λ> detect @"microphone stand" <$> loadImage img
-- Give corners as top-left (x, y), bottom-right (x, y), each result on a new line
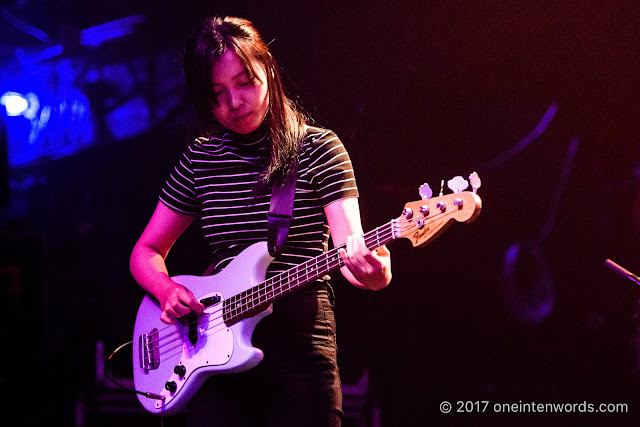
top-left (604, 259), bottom-right (640, 286)
top-left (605, 258), bottom-right (640, 392)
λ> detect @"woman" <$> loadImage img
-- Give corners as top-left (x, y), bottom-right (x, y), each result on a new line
top-left (130, 16), bottom-right (391, 426)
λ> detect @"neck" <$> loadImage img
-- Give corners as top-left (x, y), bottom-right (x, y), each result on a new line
top-left (224, 121), bottom-right (269, 144)
top-left (222, 220), bottom-right (397, 325)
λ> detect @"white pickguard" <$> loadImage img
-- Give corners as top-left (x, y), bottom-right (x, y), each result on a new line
top-left (133, 242), bottom-right (274, 415)
top-left (154, 291), bottom-right (234, 407)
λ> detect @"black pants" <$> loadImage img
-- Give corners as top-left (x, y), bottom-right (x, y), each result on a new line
top-left (186, 282), bottom-right (342, 426)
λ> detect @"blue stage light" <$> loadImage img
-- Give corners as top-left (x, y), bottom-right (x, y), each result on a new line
top-left (0, 92), bottom-right (40, 119)
top-left (0, 92), bottom-right (29, 116)
top-left (15, 44), bottom-right (64, 65)
top-left (80, 15), bottom-right (146, 47)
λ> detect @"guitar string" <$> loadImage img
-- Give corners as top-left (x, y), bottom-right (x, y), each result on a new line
top-left (223, 220), bottom-right (397, 322)
top-left (219, 204), bottom-right (467, 326)
top-left (149, 218), bottom-right (410, 358)
top-left (152, 227), bottom-right (398, 361)
top-left (147, 209), bottom-right (443, 358)
top-left (147, 219), bottom-right (400, 357)
top-left (147, 206), bottom-right (450, 357)
top-left (147, 203), bottom-right (468, 359)
top-left (152, 223), bottom-right (399, 360)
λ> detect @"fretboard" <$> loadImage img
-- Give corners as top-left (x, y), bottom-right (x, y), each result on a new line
top-left (223, 219), bottom-right (398, 324)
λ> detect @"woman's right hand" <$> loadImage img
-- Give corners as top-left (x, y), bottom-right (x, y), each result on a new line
top-left (129, 202), bottom-right (203, 325)
top-left (158, 281), bottom-right (205, 325)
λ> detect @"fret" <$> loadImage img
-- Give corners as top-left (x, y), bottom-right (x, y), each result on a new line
top-left (373, 226), bottom-right (378, 249)
top-left (270, 280), bottom-right (276, 299)
top-left (325, 251), bottom-right (330, 278)
top-left (257, 286), bottom-right (266, 305)
top-left (284, 269), bottom-right (291, 293)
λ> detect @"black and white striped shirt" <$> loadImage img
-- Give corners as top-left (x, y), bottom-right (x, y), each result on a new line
top-left (160, 125), bottom-right (359, 279)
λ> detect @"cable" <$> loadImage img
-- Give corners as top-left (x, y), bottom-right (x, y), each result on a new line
top-left (104, 340), bottom-right (165, 400)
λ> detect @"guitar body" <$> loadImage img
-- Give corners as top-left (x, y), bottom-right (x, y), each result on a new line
top-left (132, 241), bottom-right (274, 415)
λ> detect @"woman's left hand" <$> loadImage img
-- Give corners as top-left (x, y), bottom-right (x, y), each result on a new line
top-left (339, 234), bottom-right (391, 291)
top-left (325, 197), bottom-right (392, 291)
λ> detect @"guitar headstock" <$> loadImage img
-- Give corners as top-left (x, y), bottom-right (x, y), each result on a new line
top-left (395, 176), bottom-right (482, 247)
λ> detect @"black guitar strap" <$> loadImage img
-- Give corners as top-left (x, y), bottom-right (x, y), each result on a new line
top-left (266, 162), bottom-right (298, 257)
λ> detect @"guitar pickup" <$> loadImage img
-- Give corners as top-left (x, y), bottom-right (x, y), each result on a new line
top-left (139, 328), bottom-right (160, 370)
top-left (200, 295), bottom-right (221, 307)
top-left (184, 295), bottom-right (222, 347)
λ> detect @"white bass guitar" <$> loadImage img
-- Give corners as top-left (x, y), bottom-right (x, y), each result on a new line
top-left (132, 181), bottom-right (482, 415)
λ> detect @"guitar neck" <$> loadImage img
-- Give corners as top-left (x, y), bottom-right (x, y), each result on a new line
top-left (223, 189), bottom-right (483, 324)
top-left (223, 220), bottom-right (397, 324)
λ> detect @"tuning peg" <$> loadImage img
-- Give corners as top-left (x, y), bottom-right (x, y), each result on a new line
top-left (469, 172), bottom-right (481, 194)
top-left (419, 183), bottom-right (433, 200)
top-left (447, 176), bottom-right (469, 194)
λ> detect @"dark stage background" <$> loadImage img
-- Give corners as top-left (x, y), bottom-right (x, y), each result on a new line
top-left (1, 1), bottom-right (639, 425)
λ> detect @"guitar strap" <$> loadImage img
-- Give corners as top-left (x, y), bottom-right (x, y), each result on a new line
top-left (266, 161), bottom-right (298, 257)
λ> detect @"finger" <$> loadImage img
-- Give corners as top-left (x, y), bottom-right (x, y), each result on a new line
top-left (192, 301), bottom-right (205, 313)
top-left (341, 236), bottom-right (354, 265)
top-left (339, 242), bottom-right (359, 276)
top-left (185, 291), bottom-right (205, 313)
top-left (174, 293), bottom-right (203, 313)
top-left (346, 236), bottom-right (373, 279)
top-left (352, 235), bottom-right (377, 268)
top-left (347, 236), bottom-right (367, 272)
top-left (375, 245), bottom-right (390, 257)
top-left (161, 311), bottom-right (177, 325)
top-left (345, 235), bottom-right (354, 258)
top-left (170, 287), bottom-right (203, 315)
top-left (356, 235), bottom-right (376, 260)
top-left (164, 305), bottom-right (185, 320)
top-left (361, 240), bottom-right (390, 269)
top-left (339, 246), bottom-right (348, 263)
top-left (173, 301), bottom-right (192, 317)
top-left (163, 294), bottom-right (189, 317)
top-left (339, 246), bottom-right (356, 274)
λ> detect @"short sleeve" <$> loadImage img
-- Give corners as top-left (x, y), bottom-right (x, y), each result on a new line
top-left (306, 129), bottom-right (359, 206)
top-left (159, 147), bottom-right (200, 215)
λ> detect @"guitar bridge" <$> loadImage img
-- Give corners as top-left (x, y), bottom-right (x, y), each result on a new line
top-left (139, 328), bottom-right (160, 370)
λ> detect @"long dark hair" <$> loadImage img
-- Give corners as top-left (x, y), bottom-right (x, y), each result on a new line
top-left (183, 16), bottom-right (306, 183)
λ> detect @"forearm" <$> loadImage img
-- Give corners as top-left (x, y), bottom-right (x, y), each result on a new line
top-left (130, 243), bottom-right (176, 301)
top-left (130, 242), bottom-right (203, 324)
top-left (130, 201), bottom-right (196, 300)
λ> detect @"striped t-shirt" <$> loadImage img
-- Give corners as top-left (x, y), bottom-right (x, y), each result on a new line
top-left (160, 125), bottom-right (359, 279)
